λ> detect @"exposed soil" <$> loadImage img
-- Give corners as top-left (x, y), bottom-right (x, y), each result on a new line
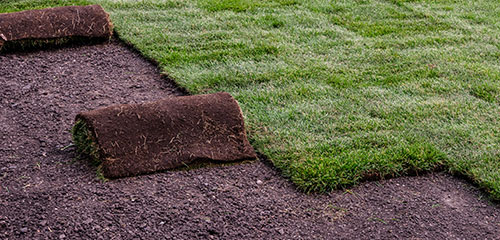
top-left (76, 92), bottom-right (256, 178)
top-left (0, 40), bottom-right (498, 239)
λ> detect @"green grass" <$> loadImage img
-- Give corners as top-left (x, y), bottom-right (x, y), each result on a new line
top-left (0, 0), bottom-right (91, 13)
top-left (72, 119), bottom-right (109, 181)
top-left (71, 119), bottom-right (102, 165)
top-left (2, 0), bottom-right (499, 199)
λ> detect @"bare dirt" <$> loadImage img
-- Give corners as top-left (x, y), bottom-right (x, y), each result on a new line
top-left (0, 40), bottom-right (498, 239)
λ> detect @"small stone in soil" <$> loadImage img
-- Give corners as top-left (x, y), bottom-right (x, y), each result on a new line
top-left (83, 219), bottom-right (93, 224)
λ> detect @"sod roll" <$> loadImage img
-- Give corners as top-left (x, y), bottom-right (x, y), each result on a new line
top-left (73, 92), bottom-right (258, 178)
top-left (0, 5), bottom-right (113, 50)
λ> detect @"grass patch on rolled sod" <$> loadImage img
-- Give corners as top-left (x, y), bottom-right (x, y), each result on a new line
top-left (5, 0), bottom-right (500, 199)
top-left (71, 119), bottom-right (102, 165)
top-left (72, 119), bottom-right (108, 181)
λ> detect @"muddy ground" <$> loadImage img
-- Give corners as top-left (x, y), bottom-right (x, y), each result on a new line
top-left (0, 40), bottom-right (498, 239)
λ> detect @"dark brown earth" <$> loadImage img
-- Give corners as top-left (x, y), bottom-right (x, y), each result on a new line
top-left (77, 92), bottom-right (257, 178)
top-left (0, 40), bottom-right (498, 239)
top-left (0, 5), bottom-right (112, 50)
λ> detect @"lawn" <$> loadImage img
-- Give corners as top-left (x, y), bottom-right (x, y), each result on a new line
top-left (2, 0), bottom-right (499, 199)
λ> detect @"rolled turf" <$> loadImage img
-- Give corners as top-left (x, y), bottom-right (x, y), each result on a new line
top-left (72, 92), bottom-right (258, 178)
top-left (0, 5), bottom-right (112, 51)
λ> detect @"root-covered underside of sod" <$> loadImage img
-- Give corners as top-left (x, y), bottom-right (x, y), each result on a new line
top-left (3, 0), bottom-right (499, 200)
top-left (72, 93), bottom-right (257, 178)
top-left (0, 4), bottom-right (112, 51)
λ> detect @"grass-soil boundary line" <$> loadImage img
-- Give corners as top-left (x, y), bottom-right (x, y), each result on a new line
top-left (112, 30), bottom-right (499, 203)
top-left (111, 31), bottom-right (286, 176)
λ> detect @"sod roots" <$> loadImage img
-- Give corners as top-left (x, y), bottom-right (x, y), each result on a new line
top-left (72, 92), bottom-right (257, 178)
top-left (0, 5), bottom-right (113, 51)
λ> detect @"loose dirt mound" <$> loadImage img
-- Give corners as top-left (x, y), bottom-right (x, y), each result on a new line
top-left (74, 92), bottom-right (257, 178)
top-left (0, 5), bottom-right (112, 51)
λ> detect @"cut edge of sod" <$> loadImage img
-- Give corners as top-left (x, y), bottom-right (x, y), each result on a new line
top-left (71, 119), bottom-right (107, 181)
top-left (274, 139), bottom-right (448, 194)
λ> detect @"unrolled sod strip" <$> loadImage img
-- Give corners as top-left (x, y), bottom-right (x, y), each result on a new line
top-left (72, 92), bottom-right (258, 178)
top-left (0, 5), bottom-right (113, 51)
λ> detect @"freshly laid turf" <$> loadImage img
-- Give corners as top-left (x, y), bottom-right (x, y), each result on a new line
top-left (3, 0), bottom-right (499, 199)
